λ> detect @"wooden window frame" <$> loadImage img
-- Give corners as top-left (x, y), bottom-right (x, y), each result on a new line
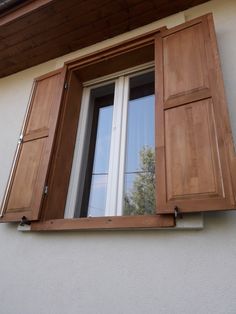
top-left (30, 26), bottom-right (175, 231)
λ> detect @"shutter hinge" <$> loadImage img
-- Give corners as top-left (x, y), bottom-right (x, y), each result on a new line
top-left (64, 82), bottom-right (68, 89)
top-left (174, 206), bottom-right (183, 219)
top-left (18, 134), bottom-right (23, 144)
top-left (44, 185), bottom-right (48, 195)
top-left (20, 216), bottom-right (31, 226)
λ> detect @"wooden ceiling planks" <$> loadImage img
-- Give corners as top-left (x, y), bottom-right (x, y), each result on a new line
top-left (0, 0), bottom-right (209, 78)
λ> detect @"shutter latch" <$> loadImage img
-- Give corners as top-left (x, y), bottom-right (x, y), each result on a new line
top-left (19, 216), bottom-right (31, 226)
top-left (174, 206), bottom-right (183, 219)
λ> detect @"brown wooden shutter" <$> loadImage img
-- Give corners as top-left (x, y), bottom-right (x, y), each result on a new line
top-left (40, 71), bottom-right (83, 221)
top-left (155, 13), bottom-right (236, 214)
top-left (0, 68), bottom-right (66, 222)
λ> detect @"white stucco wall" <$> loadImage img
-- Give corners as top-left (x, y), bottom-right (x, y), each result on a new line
top-left (0, 1), bottom-right (236, 313)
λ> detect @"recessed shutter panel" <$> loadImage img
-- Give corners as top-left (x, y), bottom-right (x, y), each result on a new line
top-left (155, 14), bottom-right (236, 214)
top-left (0, 68), bottom-right (66, 222)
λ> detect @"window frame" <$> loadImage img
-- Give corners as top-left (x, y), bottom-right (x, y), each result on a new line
top-left (65, 63), bottom-right (156, 219)
top-left (29, 26), bottom-right (175, 231)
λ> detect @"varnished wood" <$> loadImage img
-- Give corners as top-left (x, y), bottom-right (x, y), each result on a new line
top-left (205, 14), bottom-right (236, 202)
top-left (41, 36), bottom-right (156, 221)
top-left (163, 22), bottom-right (209, 107)
top-left (0, 0), bottom-right (53, 26)
top-left (227, 134), bottom-right (236, 200)
top-left (1, 68), bottom-right (66, 222)
top-left (76, 44), bottom-right (154, 82)
top-left (25, 77), bottom-right (60, 134)
top-left (31, 215), bottom-right (175, 231)
top-left (164, 88), bottom-right (211, 109)
top-left (3, 12), bottom-right (236, 230)
top-left (0, 0), bottom-right (209, 78)
top-left (23, 129), bottom-right (49, 142)
top-left (156, 13), bottom-right (236, 214)
top-left (41, 71), bottom-right (83, 220)
top-left (7, 139), bottom-right (45, 212)
top-left (165, 99), bottom-right (223, 201)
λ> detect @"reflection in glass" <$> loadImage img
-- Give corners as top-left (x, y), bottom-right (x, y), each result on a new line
top-left (123, 72), bottom-right (156, 215)
top-left (78, 84), bottom-right (114, 218)
top-left (88, 175), bottom-right (108, 217)
top-left (87, 105), bottom-right (113, 217)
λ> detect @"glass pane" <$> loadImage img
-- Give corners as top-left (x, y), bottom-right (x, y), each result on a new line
top-left (88, 105), bottom-right (113, 217)
top-left (88, 175), bottom-right (108, 217)
top-left (93, 106), bottom-right (113, 174)
top-left (123, 71), bottom-right (155, 216)
top-left (76, 83), bottom-right (114, 218)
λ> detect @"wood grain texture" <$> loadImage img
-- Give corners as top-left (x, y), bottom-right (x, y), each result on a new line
top-left (163, 23), bottom-right (209, 107)
top-left (25, 76), bottom-right (60, 134)
top-left (0, 0), bottom-right (209, 78)
top-left (41, 38), bottom-right (155, 221)
top-left (165, 99), bottom-right (222, 200)
top-left (31, 215), bottom-right (175, 231)
top-left (7, 139), bottom-right (45, 212)
top-left (41, 71), bottom-right (83, 220)
top-left (1, 68), bottom-right (66, 222)
top-left (156, 14), bottom-right (236, 213)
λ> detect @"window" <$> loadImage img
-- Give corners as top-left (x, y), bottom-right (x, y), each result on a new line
top-left (1, 13), bottom-right (235, 231)
top-left (65, 67), bottom-right (156, 219)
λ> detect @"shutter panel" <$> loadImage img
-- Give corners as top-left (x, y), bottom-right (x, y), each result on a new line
top-left (156, 14), bottom-right (236, 214)
top-left (41, 72), bottom-right (83, 220)
top-left (0, 68), bottom-right (66, 222)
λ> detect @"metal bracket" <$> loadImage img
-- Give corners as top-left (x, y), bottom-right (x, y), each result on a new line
top-left (44, 185), bottom-right (48, 195)
top-left (19, 216), bottom-right (31, 226)
top-left (64, 82), bottom-right (68, 89)
top-left (174, 206), bottom-right (183, 219)
top-left (18, 134), bottom-right (23, 144)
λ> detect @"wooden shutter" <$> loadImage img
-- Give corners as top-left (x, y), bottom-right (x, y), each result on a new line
top-left (0, 68), bottom-right (66, 222)
top-left (156, 13), bottom-right (236, 214)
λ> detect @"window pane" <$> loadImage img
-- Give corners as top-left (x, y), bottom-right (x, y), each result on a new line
top-left (92, 106), bottom-right (113, 174)
top-left (87, 174), bottom-right (108, 217)
top-left (123, 72), bottom-right (155, 215)
top-left (78, 84), bottom-right (114, 218)
top-left (88, 105), bottom-right (113, 217)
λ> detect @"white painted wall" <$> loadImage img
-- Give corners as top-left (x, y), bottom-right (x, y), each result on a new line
top-left (0, 1), bottom-right (236, 313)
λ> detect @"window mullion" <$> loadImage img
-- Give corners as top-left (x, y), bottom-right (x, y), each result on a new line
top-left (116, 76), bottom-right (130, 216)
top-left (105, 77), bottom-right (125, 216)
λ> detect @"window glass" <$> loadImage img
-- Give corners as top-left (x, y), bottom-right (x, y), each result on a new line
top-left (80, 84), bottom-right (114, 217)
top-left (87, 105), bottom-right (113, 217)
top-left (123, 72), bottom-right (155, 215)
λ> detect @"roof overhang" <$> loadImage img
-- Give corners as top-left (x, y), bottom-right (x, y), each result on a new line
top-left (0, 0), bottom-right (209, 78)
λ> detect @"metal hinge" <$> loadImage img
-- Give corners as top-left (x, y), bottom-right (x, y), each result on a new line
top-left (18, 134), bottom-right (23, 144)
top-left (44, 185), bottom-right (48, 195)
top-left (64, 82), bottom-right (68, 89)
top-left (19, 216), bottom-right (31, 226)
top-left (174, 206), bottom-right (183, 219)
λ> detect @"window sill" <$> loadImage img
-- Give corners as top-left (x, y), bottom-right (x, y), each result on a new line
top-left (19, 215), bottom-right (174, 231)
top-left (17, 213), bottom-right (204, 231)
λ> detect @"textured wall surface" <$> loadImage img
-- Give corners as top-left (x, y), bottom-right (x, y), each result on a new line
top-left (0, 1), bottom-right (236, 313)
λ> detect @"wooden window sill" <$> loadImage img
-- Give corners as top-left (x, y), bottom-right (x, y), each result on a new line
top-left (27, 215), bottom-right (175, 231)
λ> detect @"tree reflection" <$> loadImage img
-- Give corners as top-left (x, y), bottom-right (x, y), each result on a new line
top-left (124, 146), bottom-right (155, 215)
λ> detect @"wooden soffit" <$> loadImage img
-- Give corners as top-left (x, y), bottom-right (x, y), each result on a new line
top-left (0, 0), bottom-right (209, 78)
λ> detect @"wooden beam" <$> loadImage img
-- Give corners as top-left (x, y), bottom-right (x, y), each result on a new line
top-left (0, 0), bottom-right (53, 26)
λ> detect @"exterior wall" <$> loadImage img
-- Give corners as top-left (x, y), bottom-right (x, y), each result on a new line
top-left (0, 0), bottom-right (236, 313)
